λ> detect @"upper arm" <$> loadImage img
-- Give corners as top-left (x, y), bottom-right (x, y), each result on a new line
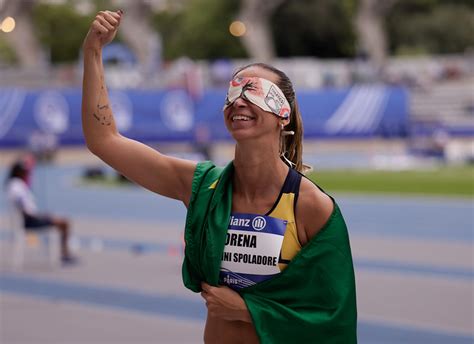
top-left (295, 177), bottom-right (334, 245)
top-left (89, 133), bottom-right (197, 206)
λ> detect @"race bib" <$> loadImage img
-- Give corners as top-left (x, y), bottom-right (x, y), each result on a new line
top-left (220, 213), bottom-right (287, 290)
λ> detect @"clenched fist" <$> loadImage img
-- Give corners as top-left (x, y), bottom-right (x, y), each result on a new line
top-left (83, 10), bottom-right (123, 51)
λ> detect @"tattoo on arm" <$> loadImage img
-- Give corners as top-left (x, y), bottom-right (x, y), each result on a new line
top-left (92, 112), bottom-right (112, 126)
top-left (93, 102), bottom-right (112, 126)
top-left (92, 72), bottom-right (113, 126)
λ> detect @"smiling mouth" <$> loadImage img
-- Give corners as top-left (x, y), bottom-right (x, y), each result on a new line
top-left (231, 114), bottom-right (255, 122)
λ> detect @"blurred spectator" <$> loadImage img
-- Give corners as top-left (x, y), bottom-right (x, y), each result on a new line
top-left (431, 126), bottom-right (450, 162)
top-left (442, 63), bottom-right (463, 80)
top-left (5, 159), bottom-right (78, 265)
top-left (408, 122), bottom-right (451, 161)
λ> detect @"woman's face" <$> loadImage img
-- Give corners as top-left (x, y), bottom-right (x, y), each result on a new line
top-left (223, 67), bottom-right (287, 142)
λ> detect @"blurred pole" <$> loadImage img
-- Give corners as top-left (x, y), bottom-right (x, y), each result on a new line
top-left (238, 0), bottom-right (284, 61)
top-left (0, 0), bottom-right (48, 68)
top-left (113, 0), bottom-right (162, 78)
top-left (355, 0), bottom-right (398, 76)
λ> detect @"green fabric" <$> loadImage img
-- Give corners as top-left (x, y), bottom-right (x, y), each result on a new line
top-left (182, 161), bottom-right (233, 289)
top-left (182, 161), bottom-right (357, 343)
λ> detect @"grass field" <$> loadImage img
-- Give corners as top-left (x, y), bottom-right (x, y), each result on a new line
top-left (308, 165), bottom-right (474, 197)
top-left (82, 165), bottom-right (474, 198)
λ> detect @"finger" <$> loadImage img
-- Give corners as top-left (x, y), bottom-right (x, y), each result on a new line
top-left (92, 21), bottom-right (108, 35)
top-left (110, 10), bottom-right (123, 20)
top-left (203, 286), bottom-right (214, 295)
top-left (202, 282), bottom-right (215, 292)
top-left (96, 15), bottom-right (115, 31)
top-left (102, 11), bottom-right (119, 26)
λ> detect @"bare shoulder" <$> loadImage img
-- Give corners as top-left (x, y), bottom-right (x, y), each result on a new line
top-left (296, 176), bottom-right (334, 244)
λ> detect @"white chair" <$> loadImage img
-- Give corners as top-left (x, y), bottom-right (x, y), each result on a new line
top-left (7, 202), bottom-right (59, 269)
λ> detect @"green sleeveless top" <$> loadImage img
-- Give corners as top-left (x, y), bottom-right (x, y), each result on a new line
top-left (182, 161), bottom-right (357, 344)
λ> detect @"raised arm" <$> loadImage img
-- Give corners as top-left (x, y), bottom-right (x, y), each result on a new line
top-left (81, 10), bottom-right (196, 206)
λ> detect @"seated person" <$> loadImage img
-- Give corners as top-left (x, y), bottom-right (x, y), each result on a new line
top-left (5, 160), bottom-right (77, 264)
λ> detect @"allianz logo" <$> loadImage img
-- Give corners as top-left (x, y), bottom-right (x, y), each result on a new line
top-left (252, 216), bottom-right (266, 231)
top-left (229, 215), bottom-right (267, 231)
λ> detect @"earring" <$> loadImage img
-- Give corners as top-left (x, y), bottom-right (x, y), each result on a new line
top-left (280, 123), bottom-right (295, 136)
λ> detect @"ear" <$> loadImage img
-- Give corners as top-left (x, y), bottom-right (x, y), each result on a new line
top-left (280, 118), bottom-right (290, 128)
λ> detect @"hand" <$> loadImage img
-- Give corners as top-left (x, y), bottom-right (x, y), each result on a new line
top-left (201, 282), bottom-right (252, 322)
top-left (83, 10), bottom-right (123, 51)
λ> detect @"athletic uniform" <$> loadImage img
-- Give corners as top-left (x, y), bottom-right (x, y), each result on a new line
top-left (219, 167), bottom-right (302, 290)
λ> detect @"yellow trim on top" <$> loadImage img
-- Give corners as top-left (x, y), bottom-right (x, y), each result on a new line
top-left (209, 180), bottom-right (218, 189)
top-left (268, 193), bottom-right (302, 271)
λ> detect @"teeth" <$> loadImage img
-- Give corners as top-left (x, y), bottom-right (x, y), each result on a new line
top-left (232, 115), bottom-right (253, 121)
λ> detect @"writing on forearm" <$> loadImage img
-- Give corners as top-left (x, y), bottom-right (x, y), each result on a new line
top-left (92, 109), bottom-right (112, 126)
top-left (92, 72), bottom-right (112, 126)
top-left (82, 10), bottom-right (124, 150)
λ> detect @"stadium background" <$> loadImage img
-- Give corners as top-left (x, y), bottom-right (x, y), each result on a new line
top-left (0, 0), bottom-right (473, 343)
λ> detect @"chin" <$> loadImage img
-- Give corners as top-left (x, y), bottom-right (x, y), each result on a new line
top-left (229, 129), bottom-right (257, 142)
top-left (224, 121), bottom-right (253, 140)
top-left (230, 128), bottom-right (275, 145)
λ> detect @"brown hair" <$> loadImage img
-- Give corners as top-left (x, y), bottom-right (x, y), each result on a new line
top-left (233, 63), bottom-right (304, 172)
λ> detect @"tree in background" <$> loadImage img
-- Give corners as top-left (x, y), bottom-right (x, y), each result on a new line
top-left (0, 0), bottom-right (47, 68)
top-left (114, 0), bottom-right (161, 68)
top-left (152, 0), bottom-right (246, 60)
top-left (272, 0), bottom-right (356, 58)
top-left (237, 0), bottom-right (284, 61)
top-left (32, 0), bottom-right (160, 68)
top-left (151, 0), bottom-right (474, 63)
top-left (387, 0), bottom-right (474, 55)
top-left (2, 0), bottom-right (473, 66)
top-left (32, 2), bottom-right (93, 64)
top-left (354, 0), bottom-right (398, 74)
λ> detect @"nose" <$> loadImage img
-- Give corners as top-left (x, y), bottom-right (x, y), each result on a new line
top-left (232, 96), bottom-right (248, 108)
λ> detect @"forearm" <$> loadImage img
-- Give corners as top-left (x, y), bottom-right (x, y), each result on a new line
top-left (79, 10), bottom-right (196, 201)
top-left (81, 47), bottom-right (118, 152)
